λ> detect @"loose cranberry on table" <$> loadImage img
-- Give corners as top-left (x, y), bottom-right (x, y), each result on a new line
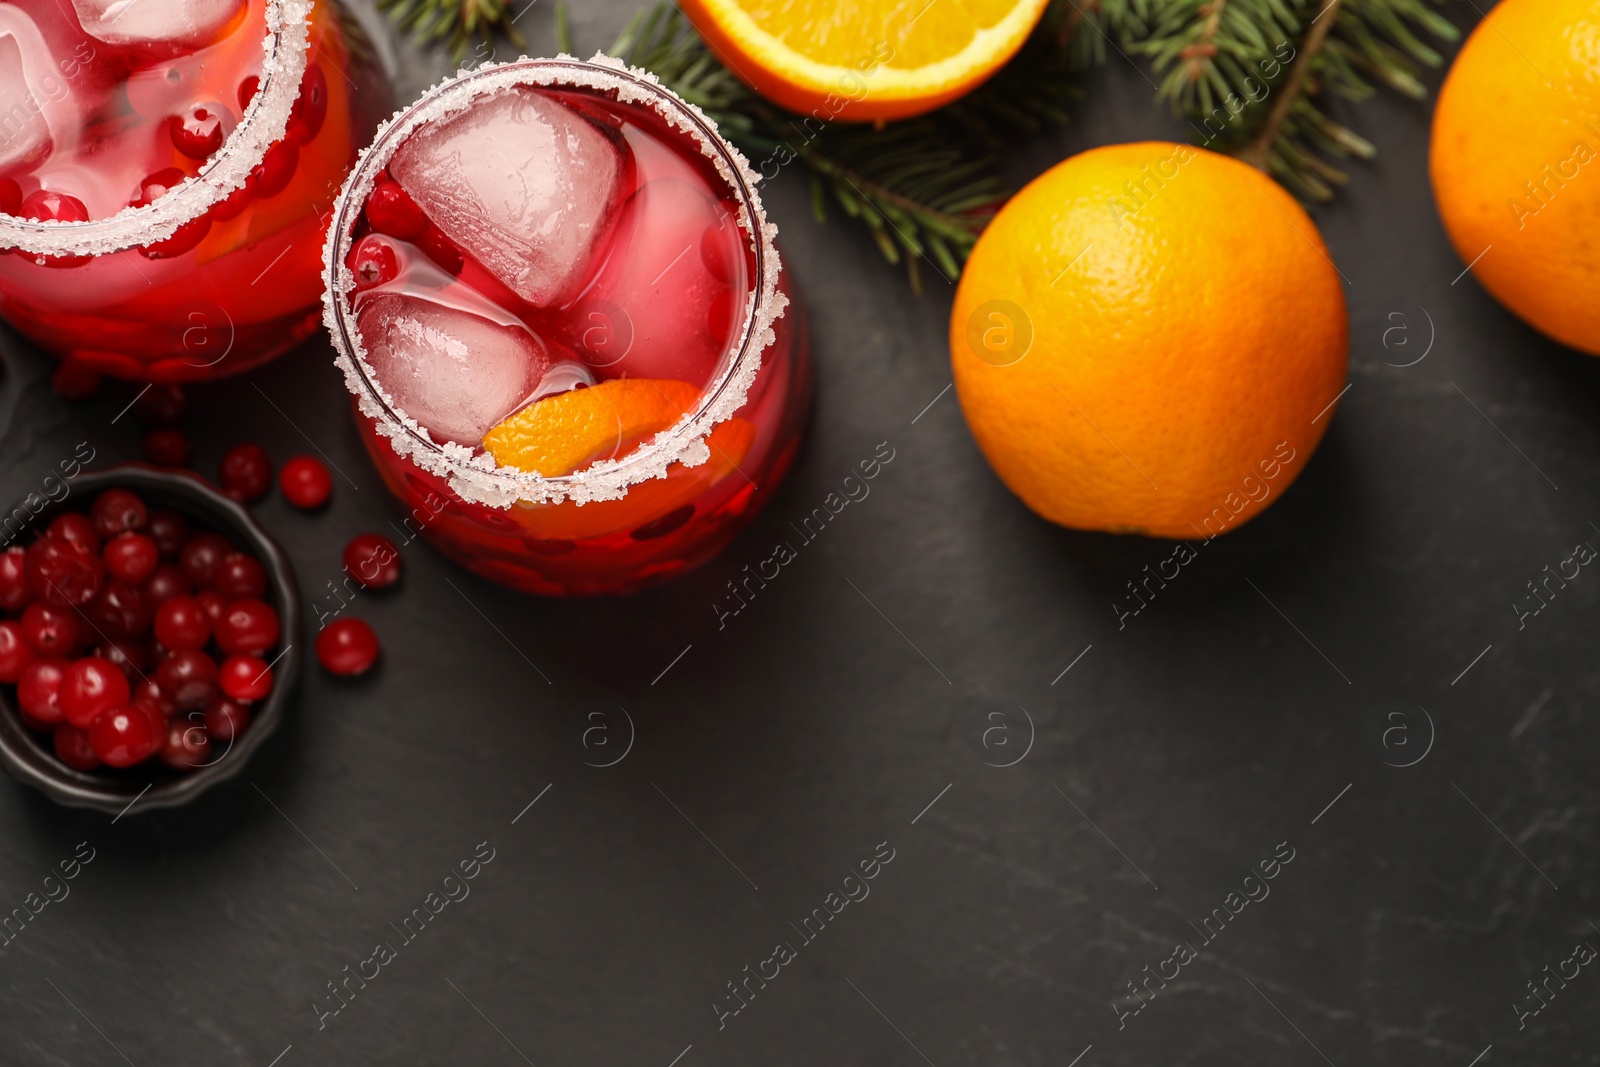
top-left (219, 654), bottom-right (271, 703)
top-left (90, 488), bottom-right (148, 538)
top-left (0, 546), bottom-right (31, 612)
top-left (47, 512), bottom-right (100, 554)
top-left (156, 649), bottom-right (219, 712)
top-left (316, 617), bottom-right (378, 676)
top-left (215, 598), bottom-right (278, 656)
top-left (18, 659), bottom-right (69, 724)
top-left (159, 717), bottom-right (210, 769)
top-left (215, 552), bottom-right (267, 600)
top-left (146, 509), bottom-right (190, 559)
top-left (53, 723), bottom-right (100, 771)
top-left (0, 620), bottom-right (31, 683)
top-left (279, 456), bottom-right (333, 510)
top-left (179, 532), bottom-right (232, 588)
top-left (25, 536), bottom-right (103, 607)
top-left (344, 533), bottom-right (401, 590)
top-left (203, 694), bottom-right (250, 743)
top-left (103, 532), bottom-right (159, 584)
top-left (154, 595), bottom-right (211, 650)
top-left (135, 383), bottom-right (186, 426)
top-left (21, 602), bottom-right (81, 657)
top-left (89, 702), bottom-right (162, 768)
top-left (60, 656), bottom-right (131, 729)
top-left (218, 444), bottom-right (273, 502)
top-left (143, 428), bottom-right (191, 468)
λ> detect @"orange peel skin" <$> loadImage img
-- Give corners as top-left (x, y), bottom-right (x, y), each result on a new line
top-left (482, 378), bottom-right (702, 477)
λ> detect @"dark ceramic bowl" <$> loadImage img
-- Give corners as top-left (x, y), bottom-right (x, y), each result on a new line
top-left (0, 464), bottom-right (301, 815)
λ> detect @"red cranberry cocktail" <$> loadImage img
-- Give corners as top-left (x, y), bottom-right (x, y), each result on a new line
top-left (324, 57), bottom-right (810, 597)
top-left (0, 0), bottom-right (390, 380)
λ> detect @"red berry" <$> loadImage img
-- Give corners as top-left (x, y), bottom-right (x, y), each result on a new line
top-left (417, 223), bottom-right (464, 275)
top-left (195, 589), bottom-right (225, 627)
top-left (134, 678), bottom-right (178, 718)
top-left (104, 532), bottom-right (159, 584)
top-left (179, 532), bottom-right (232, 588)
top-left (53, 723), bottom-right (100, 771)
top-left (47, 512), bottom-right (100, 554)
top-left (279, 455), bottom-right (332, 509)
top-left (219, 653), bottom-right (271, 702)
top-left (209, 183), bottom-right (250, 222)
top-left (156, 648), bottom-right (218, 711)
top-left (20, 603), bottom-right (80, 656)
top-left (343, 533), bottom-right (401, 590)
top-left (20, 192), bottom-right (91, 268)
top-left (82, 580), bottom-right (152, 640)
top-left (18, 658), bottom-right (70, 724)
top-left (60, 656), bottom-right (131, 728)
top-left (218, 444), bottom-right (272, 502)
top-left (143, 428), bottom-right (191, 467)
top-left (90, 488), bottom-right (148, 538)
top-left (51, 360), bottom-right (101, 399)
top-left (144, 562), bottom-right (191, 603)
top-left (248, 139), bottom-right (298, 198)
top-left (153, 595), bottom-right (211, 650)
top-left (237, 75), bottom-right (259, 111)
top-left (316, 617), bottom-right (378, 676)
top-left (146, 509), bottom-right (190, 559)
top-left (0, 619), bottom-right (33, 683)
top-left (0, 546), bottom-right (32, 611)
top-left (129, 168), bottom-right (187, 209)
top-left (214, 598), bottom-right (278, 655)
top-left (365, 180), bottom-right (426, 240)
top-left (159, 716), bottom-right (211, 769)
top-left (170, 103), bottom-right (231, 159)
top-left (140, 215), bottom-right (211, 260)
top-left (89, 702), bottom-right (160, 767)
top-left (0, 176), bottom-right (19, 215)
top-left (95, 639), bottom-right (149, 681)
top-left (214, 552), bottom-right (266, 600)
top-left (349, 233), bottom-right (405, 291)
top-left (287, 64), bottom-right (328, 144)
top-left (203, 694), bottom-right (250, 742)
top-left (25, 536), bottom-right (103, 606)
top-left (135, 383), bottom-right (186, 426)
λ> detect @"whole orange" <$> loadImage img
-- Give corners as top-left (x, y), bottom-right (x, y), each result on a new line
top-left (1430, 0), bottom-right (1600, 355)
top-left (950, 142), bottom-right (1348, 539)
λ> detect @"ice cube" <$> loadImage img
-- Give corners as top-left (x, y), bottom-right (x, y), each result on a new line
top-left (390, 88), bottom-right (623, 308)
top-left (0, 35), bottom-right (52, 173)
top-left (69, 0), bottom-right (243, 47)
top-left (568, 177), bottom-right (744, 386)
top-left (356, 291), bottom-right (551, 446)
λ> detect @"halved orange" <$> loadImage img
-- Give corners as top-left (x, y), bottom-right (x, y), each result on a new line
top-left (483, 378), bottom-right (701, 477)
top-left (679, 0), bottom-right (1051, 121)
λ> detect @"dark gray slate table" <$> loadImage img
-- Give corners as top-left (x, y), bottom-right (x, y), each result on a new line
top-left (1, 3), bottom-right (1596, 1065)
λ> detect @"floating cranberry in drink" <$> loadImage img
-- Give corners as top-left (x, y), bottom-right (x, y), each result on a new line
top-left (325, 59), bottom-right (810, 596)
top-left (0, 0), bottom-right (393, 380)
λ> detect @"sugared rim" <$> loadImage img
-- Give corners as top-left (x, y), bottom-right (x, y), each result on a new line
top-left (321, 53), bottom-right (787, 510)
top-left (0, 0), bottom-right (311, 257)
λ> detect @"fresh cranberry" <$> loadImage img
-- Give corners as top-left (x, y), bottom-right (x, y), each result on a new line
top-left (145, 562), bottom-right (191, 603)
top-left (153, 595), bottom-right (211, 650)
top-left (47, 512), bottom-right (100, 554)
top-left (134, 678), bottom-right (178, 718)
top-left (18, 659), bottom-right (70, 724)
top-left (20, 191), bottom-right (91, 269)
top-left (89, 702), bottom-right (160, 767)
top-left (53, 723), bottom-right (100, 770)
top-left (143, 428), bottom-right (191, 467)
top-left (209, 183), bottom-right (250, 222)
top-left (203, 694), bottom-right (250, 742)
top-left (0, 546), bottom-right (31, 611)
top-left (140, 215), bottom-right (211, 260)
top-left (159, 716), bottom-right (211, 769)
top-left (82, 580), bottom-right (152, 641)
top-left (0, 619), bottom-right (33, 683)
top-left (219, 653), bottom-right (271, 702)
top-left (95, 639), bottom-right (150, 681)
top-left (0, 176), bottom-right (19, 215)
top-left (214, 552), bottom-right (266, 600)
top-left (60, 656), bottom-right (131, 728)
top-left (349, 233), bottom-right (405, 290)
top-left (25, 536), bottom-right (103, 607)
top-left (365, 180), bottom-right (426, 240)
top-left (287, 64), bottom-right (328, 144)
top-left (20, 603), bottom-right (80, 656)
top-left (195, 589), bottom-right (226, 628)
top-left (317, 617), bottom-right (378, 676)
top-left (104, 532), bottom-right (159, 584)
top-left (237, 75), bottom-right (259, 111)
top-left (279, 456), bottom-right (332, 509)
top-left (170, 103), bottom-right (231, 159)
top-left (179, 532), bottom-right (232, 588)
top-left (218, 444), bottom-right (272, 502)
top-left (215, 598), bottom-right (277, 655)
top-left (50, 361), bottom-right (101, 399)
top-left (135, 383), bottom-right (186, 426)
top-left (156, 649), bottom-right (218, 711)
top-left (343, 533), bottom-right (401, 590)
top-left (146, 510), bottom-right (190, 558)
top-left (248, 139), bottom-right (298, 198)
top-left (417, 223), bottom-right (464, 275)
top-left (130, 169), bottom-right (185, 209)
top-left (90, 489), bottom-right (148, 538)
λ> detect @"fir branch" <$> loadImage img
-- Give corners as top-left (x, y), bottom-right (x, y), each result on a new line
top-left (376, 0), bottom-right (523, 61)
